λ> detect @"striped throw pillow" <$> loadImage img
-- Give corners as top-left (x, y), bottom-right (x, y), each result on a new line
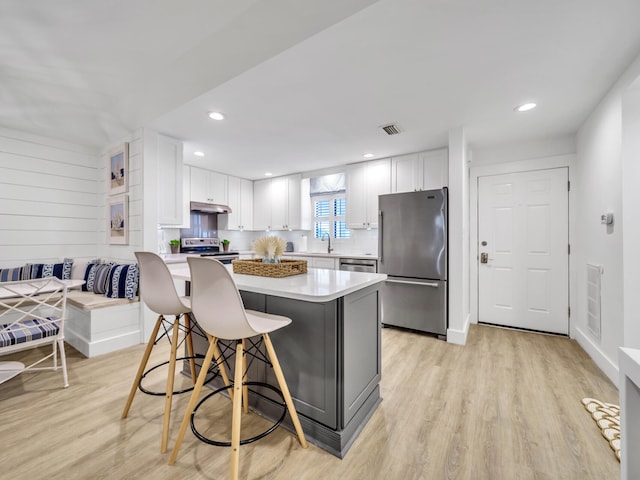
top-left (105, 264), bottom-right (139, 299)
top-left (86, 263), bottom-right (114, 294)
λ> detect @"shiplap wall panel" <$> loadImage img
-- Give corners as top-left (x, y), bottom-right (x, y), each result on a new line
top-left (0, 136), bottom-right (97, 167)
top-left (0, 199), bottom-right (97, 218)
top-left (1, 170), bottom-right (96, 195)
top-left (0, 152), bottom-right (96, 180)
top-left (1, 184), bottom-right (97, 205)
top-left (0, 214), bottom-right (97, 232)
top-left (0, 245), bottom-right (99, 266)
top-left (0, 128), bottom-right (99, 268)
top-left (1, 127), bottom-right (145, 270)
top-left (2, 230), bottom-right (97, 245)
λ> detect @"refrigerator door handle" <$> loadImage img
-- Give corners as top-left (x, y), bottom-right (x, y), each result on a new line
top-left (386, 279), bottom-right (440, 287)
top-left (378, 210), bottom-right (383, 264)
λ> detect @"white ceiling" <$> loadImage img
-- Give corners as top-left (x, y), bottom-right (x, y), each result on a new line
top-left (3, 0), bottom-right (640, 179)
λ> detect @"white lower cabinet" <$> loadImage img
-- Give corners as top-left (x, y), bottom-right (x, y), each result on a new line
top-left (311, 257), bottom-right (337, 269)
top-left (283, 255), bottom-right (336, 270)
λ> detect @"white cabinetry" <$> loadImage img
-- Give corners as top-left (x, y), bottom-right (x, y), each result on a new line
top-left (346, 159), bottom-right (391, 229)
top-left (252, 178), bottom-right (273, 231)
top-left (391, 148), bottom-right (448, 193)
top-left (282, 255), bottom-right (337, 270)
top-left (157, 134), bottom-right (184, 225)
top-left (190, 166), bottom-right (228, 204)
top-left (310, 257), bottom-right (337, 269)
top-left (225, 176), bottom-right (253, 231)
top-left (272, 174), bottom-right (302, 230)
top-left (253, 174), bottom-right (307, 231)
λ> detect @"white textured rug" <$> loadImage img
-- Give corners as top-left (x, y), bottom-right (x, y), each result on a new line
top-left (581, 397), bottom-right (620, 462)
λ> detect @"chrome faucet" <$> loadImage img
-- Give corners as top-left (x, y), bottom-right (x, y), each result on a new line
top-left (321, 232), bottom-right (333, 254)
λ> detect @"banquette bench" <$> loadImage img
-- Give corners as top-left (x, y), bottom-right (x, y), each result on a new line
top-left (0, 258), bottom-right (141, 358)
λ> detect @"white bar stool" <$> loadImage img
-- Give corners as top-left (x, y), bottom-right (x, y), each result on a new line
top-left (168, 257), bottom-right (307, 480)
top-left (121, 251), bottom-right (199, 453)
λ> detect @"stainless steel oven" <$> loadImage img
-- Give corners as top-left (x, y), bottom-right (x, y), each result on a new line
top-left (180, 237), bottom-right (239, 264)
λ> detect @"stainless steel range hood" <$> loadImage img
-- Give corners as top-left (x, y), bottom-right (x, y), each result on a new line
top-left (190, 201), bottom-right (232, 214)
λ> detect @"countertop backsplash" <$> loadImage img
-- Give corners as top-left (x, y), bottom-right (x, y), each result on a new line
top-left (158, 227), bottom-right (378, 256)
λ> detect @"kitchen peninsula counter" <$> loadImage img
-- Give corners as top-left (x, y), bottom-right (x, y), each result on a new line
top-left (170, 263), bottom-right (386, 458)
top-left (170, 264), bottom-right (386, 302)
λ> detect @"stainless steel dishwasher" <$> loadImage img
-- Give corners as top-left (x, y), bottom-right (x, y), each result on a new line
top-left (339, 257), bottom-right (378, 273)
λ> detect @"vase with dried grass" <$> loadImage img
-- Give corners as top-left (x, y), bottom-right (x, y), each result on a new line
top-left (252, 236), bottom-right (286, 264)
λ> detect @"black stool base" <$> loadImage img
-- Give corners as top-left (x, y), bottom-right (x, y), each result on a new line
top-left (138, 355), bottom-right (218, 396)
top-left (190, 381), bottom-right (287, 447)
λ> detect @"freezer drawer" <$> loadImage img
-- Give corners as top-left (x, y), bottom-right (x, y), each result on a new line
top-left (381, 277), bottom-right (447, 336)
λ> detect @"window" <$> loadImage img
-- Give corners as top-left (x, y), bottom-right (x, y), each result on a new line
top-left (313, 194), bottom-right (350, 239)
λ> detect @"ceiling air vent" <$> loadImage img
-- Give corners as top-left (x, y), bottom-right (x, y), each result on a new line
top-left (380, 123), bottom-right (401, 135)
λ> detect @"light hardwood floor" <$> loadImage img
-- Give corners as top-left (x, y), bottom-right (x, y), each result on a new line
top-left (0, 324), bottom-right (619, 480)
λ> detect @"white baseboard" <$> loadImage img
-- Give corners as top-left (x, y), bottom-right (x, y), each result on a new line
top-left (574, 326), bottom-right (619, 387)
top-left (447, 313), bottom-right (470, 345)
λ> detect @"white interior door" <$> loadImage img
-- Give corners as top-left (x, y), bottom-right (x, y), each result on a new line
top-left (478, 168), bottom-right (569, 334)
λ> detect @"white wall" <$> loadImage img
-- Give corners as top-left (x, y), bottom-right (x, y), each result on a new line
top-left (447, 127), bottom-right (470, 345)
top-left (0, 127), bottom-right (99, 266)
top-left (573, 53), bottom-right (640, 384)
top-left (622, 85), bottom-right (640, 350)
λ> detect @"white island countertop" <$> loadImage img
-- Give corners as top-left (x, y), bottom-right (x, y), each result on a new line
top-left (170, 263), bottom-right (387, 303)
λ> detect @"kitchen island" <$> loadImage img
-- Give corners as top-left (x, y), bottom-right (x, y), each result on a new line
top-left (171, 264), bottom-right (387, 458)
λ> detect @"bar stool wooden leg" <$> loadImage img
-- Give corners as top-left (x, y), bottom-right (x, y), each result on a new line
top-left (212, 338), bottom-right (234, 402)
top-left (184, 313), bottom-right (197, 384)
top-left (168, 334), bottom-right (218, 465)
top-left (161, 317), bottom-right (181, 453)
top-left (242, 339), bottom-right (249, 414)
top-left (122, 314), bottom-right (163, 418)
top-left (230, 340), bottom-right (244, 480)
top-left (263, 334), bottom-right (308, 449)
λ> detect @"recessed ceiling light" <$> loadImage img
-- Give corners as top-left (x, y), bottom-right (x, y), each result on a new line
top-left (264, 172), bottom-right (273, 177)
top-left (363, 153), bottom-right (374, 159)
top-left (194, 151), bottom-right (204, 157)
top-left (208, 111), bottom-right (225, 120)
top-left (515, 103), bottom-right (537, 112)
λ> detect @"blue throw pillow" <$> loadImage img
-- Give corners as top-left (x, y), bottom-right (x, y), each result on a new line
top-left (105, 264), bottom-right (139, 299)
top-left (80, 259), bottom-right (102, 291)
top-left (0, 266), bottom-right (29, 282)
top-left (26, 258), bottom-right (74, 280)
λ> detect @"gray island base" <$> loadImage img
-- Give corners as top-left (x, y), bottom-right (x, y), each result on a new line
top-left (172, 265), bottom-right (387, 458)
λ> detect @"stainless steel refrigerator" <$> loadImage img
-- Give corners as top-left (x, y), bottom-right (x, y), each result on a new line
top-left (378, 188), bottom-right (447, 338)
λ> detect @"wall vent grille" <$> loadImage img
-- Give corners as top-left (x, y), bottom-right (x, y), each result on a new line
top-left (586, 263), bottom-right (602, 340)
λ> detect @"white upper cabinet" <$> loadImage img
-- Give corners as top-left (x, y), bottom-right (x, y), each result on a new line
top-left (190, 166), bottom-right (228, 204)
top-left (252, 178), bottom-right (273, 231)
top-left (157, 134), bottom-right (184, 225)
top-left (346, 159), bottom-right (391, 229)
top-left (391, 148), bottom-right (448, 193)
top-left (225, 176), bottom-right (253, 231)
top-left (253, 174), bottom-right (308, 231)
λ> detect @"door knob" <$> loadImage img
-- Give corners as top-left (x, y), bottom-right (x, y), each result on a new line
top-left (480, 252), bottom-right (489, 264)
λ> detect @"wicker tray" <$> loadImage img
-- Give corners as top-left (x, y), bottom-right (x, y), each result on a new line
top-left (231, 258), bottom-right (308, 278)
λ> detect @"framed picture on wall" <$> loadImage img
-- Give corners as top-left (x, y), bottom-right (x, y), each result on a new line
top-left (108, 143), bottom-right (128, 195)
top-left (107, 194), bottom-right (128, 245)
